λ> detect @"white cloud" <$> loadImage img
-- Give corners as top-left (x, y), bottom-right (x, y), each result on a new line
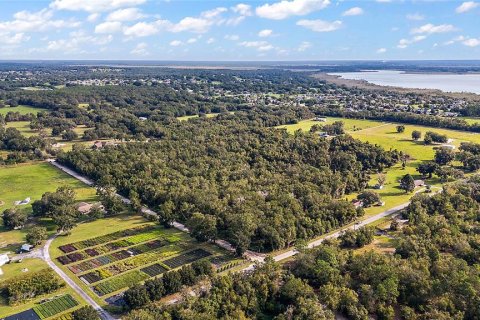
top-left (206, 37), bottom-right (215, 44)
top-left (50, 0), bottom-right (146, 12)
top-left (224, 34), bottom-right (239, 41)
top-left (456, 1), bottom-right (479, 13)
top-left (298, 41), bottom-right (311, 51)
top-left (239, 40), bottom-right (274, 51)
top-left (87, 13), bottom-right (100, 22)
top-left (123, 20), bottom-right (168, 37)
top-left (376, 47), bottom-right (387, 53)
top-left (296, 19), bottom-right (342, 32)
top-left (187, 37), bottom-right (197, 44)
top-left (95, 21), bottom-right (122, 33)
top-left (444, 35), bottom-right (466, 45)
top-left (0, 9), bottom-right (80, 33)
top-left (232, 3), bottom-right (252, 16)
top-left (170, 40), bottom-right (183, 46)
top-left (411, 23), bottom-right (456, 34)
top-left (406, 13), bottom-right (424, 21)
top-left (256, 0), bottom-right (330, 20)
top-left (258, 29), bottom-right (273, 37)
top-left (397, 35), bottom-right (426, 49)
top-left (46, 31), bottom-right (112, 53)
top-left (106, 8), bottom-right (144, 21)
top-left (224, 16), bottom-right (245, 26)
top-left (463, 38), bottom-right (480, 47)
top-left (0, 32), bottom-right (30, 45)
top-left (170, 17), bottom-right (212, 33)
top-left (342, 7), bottom-right (363, 16)
top-left (201, 7), bottom-right (227, 19)
top-left (131, 42), bottom-right (148, 55)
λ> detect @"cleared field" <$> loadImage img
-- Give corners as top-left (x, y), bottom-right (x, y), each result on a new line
top-left (460, 116), bottom-right (480, 125)
top-left (0, 105), bottom-right (47, 116)
top-left (278, 118), bottom-right (480, 217)
top-left (276, 117), bottom-right (385, 133)
top-left (0, 259), bottom-right (83, 319)
top-left (176, 112), bottom-right (234, 121)
top-left (0, 162), bottom-right (97, 252)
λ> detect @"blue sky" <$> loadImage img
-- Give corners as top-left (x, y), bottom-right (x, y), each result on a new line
top-left (0, 0), bottom-right (479, 60)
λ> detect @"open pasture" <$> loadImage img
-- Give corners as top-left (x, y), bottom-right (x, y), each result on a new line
top-left (278, 117), bottom-right (480, 216)
top-left (0, 105), bottom-right (47, 116)
top-left (0, 163), bottom-right (97, 252)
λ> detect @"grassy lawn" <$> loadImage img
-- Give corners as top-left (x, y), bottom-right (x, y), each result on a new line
top-left (0, 105), bottom-right (47, 115)
top-left (276, 117), bottom-right (385, 133)
top-left (460, 116), bottom-right (480, 125)
top-left (0, 162), bottom-right (97, 252)
top-left (277, 118), bottom-right (480, 219)
top-left (0, 258), bottom-right (84, 319)
top-left (176, 112), bottom-right (234, 121)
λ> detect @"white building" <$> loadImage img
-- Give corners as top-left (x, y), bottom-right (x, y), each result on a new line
top-left (0, 254), bottom-right (10, 266)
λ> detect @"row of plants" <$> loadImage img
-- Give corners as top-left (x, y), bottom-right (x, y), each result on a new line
top-left (140, 264), bottom-right (169, 277)
top-left (163, 249), bottom-right (212, 269)
top-left (58, 225), bottom-right (154, 253)
top-left (33, 294), bottom-right (78, 319)
top-left (58, 231), bottom-right (164, 264)
top-left (92, 249), bottom-right (213, 297)
top-left (79, 246), bottom-right (180, 284)
top-left (64, 240), bottom-right (164, 271)
top-left (93, 270), bottom-right (150, 296)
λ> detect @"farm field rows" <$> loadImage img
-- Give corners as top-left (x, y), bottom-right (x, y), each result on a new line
top-left (49, 217), bottom-right (239, 312)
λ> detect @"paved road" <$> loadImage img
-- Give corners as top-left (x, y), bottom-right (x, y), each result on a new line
top-left (48, 159), bottom-right (264, 261)
top-left (43, 237), bottom-right (116, 320)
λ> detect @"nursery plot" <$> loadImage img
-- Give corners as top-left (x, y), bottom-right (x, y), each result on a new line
top-left (93, 270), bottom-right (149, 296)
top-left (79, 245), bottom-right (179, 284)
top-left (163, 249), bottom-right (212, 269)
top-left (140, 264), bottom-right (168, 277)
top-left (32, 295), bottom-right (78, 319)
top-left (58, 226), bottom-right (154, 253)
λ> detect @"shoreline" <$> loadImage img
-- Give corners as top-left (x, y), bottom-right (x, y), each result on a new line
top-left (314, 73), bottom-right (480, 100)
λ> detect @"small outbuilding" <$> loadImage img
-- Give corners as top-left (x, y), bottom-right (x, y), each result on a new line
top-left (0, 254), bottom-right (10, 267)
top-left (20, 244), bottom-right (33, 252)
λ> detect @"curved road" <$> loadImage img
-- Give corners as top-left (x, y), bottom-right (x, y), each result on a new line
top-left (43, 237), bottom-right (116, 320)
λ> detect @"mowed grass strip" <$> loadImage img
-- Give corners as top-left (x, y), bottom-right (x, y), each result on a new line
top-left (0, 105), bottom-right (47, 115)
top-left (33, 295), bottom-right (78, 319)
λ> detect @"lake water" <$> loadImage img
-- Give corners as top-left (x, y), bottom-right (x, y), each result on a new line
top-left (329, 70), bottom-right (480, 94)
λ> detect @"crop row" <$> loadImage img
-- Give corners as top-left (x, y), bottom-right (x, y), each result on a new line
top-left (91, 248), bottom-right (212, 297)
top-left (68, 240), bottom-right (164, 273)
top-left (163, 249), bottom-right (212, 269)
top-left (80, 246), bottom-right (179, 284)
top-left (58, 225), bottom-right (155, 253)
top-left (33, 295), bottom-right (78, 319)
top-left (58, 231), bottom-right (164, 265)
top-left (93, 270), bottom-right (149, 296)
top-left (141, 263), bottom-right (168, 277)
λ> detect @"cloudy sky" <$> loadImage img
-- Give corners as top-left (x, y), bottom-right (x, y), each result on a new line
top-left (0, 0), bottom-right (479, 60)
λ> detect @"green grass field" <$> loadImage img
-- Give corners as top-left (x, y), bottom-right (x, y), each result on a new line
top-left (278, 117), bottom-right (480, 217)
top-left (0, 105), bottom-right (47, 115)
top-left (277, 117), bottom-right (385, 133)
top-left (0, 259), bottom-right (84, 319)
top-left (0, 162), bottom-right (97, 252)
